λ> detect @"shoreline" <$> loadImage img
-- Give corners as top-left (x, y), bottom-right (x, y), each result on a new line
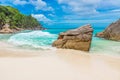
top-left (0, 41), bottom-right (120, 80)
top-left (0, 41), bottom-right (120, 58)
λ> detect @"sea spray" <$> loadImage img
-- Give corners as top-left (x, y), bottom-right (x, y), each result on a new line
top-left (8, 31), bottom-right (58, 50)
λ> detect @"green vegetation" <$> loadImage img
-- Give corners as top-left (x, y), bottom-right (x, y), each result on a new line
top-left (0, 5), bottom-right (42, 30)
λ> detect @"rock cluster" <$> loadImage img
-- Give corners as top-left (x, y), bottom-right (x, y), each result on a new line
top-left (52, 24), bottom-right (93, 51)
top-left (96, 19), bottom-right (120, 41)
top-left (0, 24), bottom-right (13, 33)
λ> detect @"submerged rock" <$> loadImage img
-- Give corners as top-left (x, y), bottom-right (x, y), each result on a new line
top-left (96, 19), bottom-right (120, 41)
top-left (52, 24), bottom-right (93, 51)
top-left (0, 24), bottom-right (13, 33)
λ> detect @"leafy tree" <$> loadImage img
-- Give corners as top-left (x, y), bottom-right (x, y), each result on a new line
top-left (0, 5), bottom-right (43, 30)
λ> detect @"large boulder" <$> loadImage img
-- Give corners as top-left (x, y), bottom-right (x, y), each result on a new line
top-left (96, 19), bottom-right (120, 41)
top-left (52, 24), bottom-right (93, 51)
top-left (0, 24), bottom-right (13, 33)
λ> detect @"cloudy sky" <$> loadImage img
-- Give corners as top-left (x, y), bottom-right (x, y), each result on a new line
top-left (0, 0), bottom-right (120, 25)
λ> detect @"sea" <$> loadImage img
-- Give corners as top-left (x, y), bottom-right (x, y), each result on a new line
top-left (0, 22), bottom-right (120, 55)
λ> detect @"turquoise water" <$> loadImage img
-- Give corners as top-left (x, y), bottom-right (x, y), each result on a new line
top-left (8, 30), bottom-right (58, 50)
top-left (0, 28), bottom-right (120, 55)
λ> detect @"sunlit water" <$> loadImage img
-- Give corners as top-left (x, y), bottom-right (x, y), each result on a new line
top-left (0, 28), bottom-right (120, 55)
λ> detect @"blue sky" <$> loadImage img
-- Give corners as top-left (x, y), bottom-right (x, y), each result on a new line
top-left (0, 0), bottom-right (120, 28)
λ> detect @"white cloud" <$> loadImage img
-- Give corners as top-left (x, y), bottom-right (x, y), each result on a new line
top-left (58, 0), bottom-right (120, 13)
top-left (99, 0), bottom-right (120, 8)
top-left (58, 0), bottom-right (100, 17)
top-left (57, 0), bottom-right (120, 20)
top-left (13, 0), bottom-right (27, 5)
top-left (110, 9), bottom-right (120, 12)
top-left (31, 14), bottom-right (51, 22)
top-left (1, 0), bottom-right (54, 11)
top-left (58, 19), bottom-right (115, 23)
top-left (63, 10), bottom-right (120, 21)
top-left (48, 14), bottom-right (55, 17)
top-left (30, 0), bottom-right (53, 11)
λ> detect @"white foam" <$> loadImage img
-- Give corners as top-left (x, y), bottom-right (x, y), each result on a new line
top-left (8, 31), bottom-right (57, 50)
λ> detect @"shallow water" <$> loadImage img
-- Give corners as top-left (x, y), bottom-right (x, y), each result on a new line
top-left (0, 29), bottom-right (120, 55)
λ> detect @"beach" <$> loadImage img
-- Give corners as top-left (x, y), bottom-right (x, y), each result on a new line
top-left (1, 1), bottom-right (120, 80)
top-left (0, 41), bottom-right (120, 80)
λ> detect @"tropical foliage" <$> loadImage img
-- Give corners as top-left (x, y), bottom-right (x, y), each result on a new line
top-left (0, 5), bottom-right (42, 30)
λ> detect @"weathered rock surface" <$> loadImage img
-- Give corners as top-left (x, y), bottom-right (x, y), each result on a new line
top-left (0, 24), bottom-right (13, 33)
top-left (96, 19), bottom-right (120, 41)
top-left (52, 24), bottom-right (93, 51)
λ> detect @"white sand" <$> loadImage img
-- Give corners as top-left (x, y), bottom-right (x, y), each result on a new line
top-left (0, 41), bottom-right (120, 80)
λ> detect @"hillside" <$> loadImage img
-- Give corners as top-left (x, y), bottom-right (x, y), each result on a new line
top-left (0, 5), bottom-right (44, 33)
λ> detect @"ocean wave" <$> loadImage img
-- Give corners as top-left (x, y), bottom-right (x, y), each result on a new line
top-left (8, 31), bottom-right (57, 50)
top-left (7, 30), bottom-right (120, 54)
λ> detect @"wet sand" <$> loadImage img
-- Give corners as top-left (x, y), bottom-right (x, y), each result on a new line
top-left (0, 41), bottom-right (120, 80)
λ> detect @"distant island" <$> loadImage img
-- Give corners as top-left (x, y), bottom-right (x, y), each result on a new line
top-left (0, 5), bottom-right (44, 33)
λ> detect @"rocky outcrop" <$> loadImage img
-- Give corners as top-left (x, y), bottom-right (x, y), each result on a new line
top-left (0, 23), bottom-right (45, 34)
top-left (0, 24), bottom-right (13, 33)
top-left (52, 24), bottom-right (93, 51)
top-left (96, 19), bottom-right (120, 41)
